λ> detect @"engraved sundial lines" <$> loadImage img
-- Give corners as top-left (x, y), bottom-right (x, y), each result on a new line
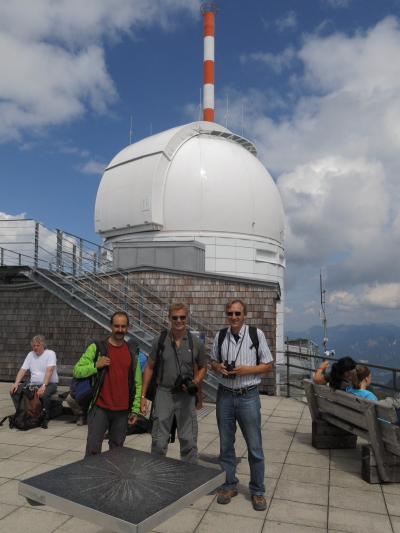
top-left (66, 452), bottom-right (187, 505)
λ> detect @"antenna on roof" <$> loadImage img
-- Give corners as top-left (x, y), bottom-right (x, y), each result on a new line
top-left (200, 3), bottom-right (219, 122)
top-left (224, 94), bottom-right (229, 128)
top-left (319, 270), bottom-right (330, 357)
top-left (129, 116), bottom-right (133, 145)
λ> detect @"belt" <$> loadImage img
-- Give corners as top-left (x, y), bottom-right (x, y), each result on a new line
top-left (159, 386), bottom-right (184, 394)
top-left (218, 384), bottom-right (257, 395)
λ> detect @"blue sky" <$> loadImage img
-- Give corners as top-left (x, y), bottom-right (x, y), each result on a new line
top-left (2, 0), bottom-right (400, 332)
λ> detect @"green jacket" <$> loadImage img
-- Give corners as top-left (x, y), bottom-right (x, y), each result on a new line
top-left (73, 340), bottom-right (142, 414)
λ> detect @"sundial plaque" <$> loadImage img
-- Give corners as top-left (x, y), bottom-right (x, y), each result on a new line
top-left (18, 447), bottom-right (225, 533)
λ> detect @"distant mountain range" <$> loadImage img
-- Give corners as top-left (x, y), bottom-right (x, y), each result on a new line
top-left (286, 323), bottom-right (400, 369)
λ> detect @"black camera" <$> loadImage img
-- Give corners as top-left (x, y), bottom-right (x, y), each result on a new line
top-left (175, 372), bottom-right (198, 395)
top-left (223, 360), bottom-right (236, 379)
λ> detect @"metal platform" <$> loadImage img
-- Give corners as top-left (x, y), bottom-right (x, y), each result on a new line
top-left (18, 447), bottom-right (225, 533)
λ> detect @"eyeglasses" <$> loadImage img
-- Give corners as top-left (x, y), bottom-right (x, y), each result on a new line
top-left (171, 315), bottom-right (187, 321)
top-left (227, 311), bottom-right (242, 316)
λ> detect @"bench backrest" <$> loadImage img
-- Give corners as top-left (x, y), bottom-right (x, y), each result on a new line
top-left (303, 379), bottom-right (400, 452)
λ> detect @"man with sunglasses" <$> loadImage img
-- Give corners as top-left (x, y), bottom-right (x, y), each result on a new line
top-left (211, 299), bottom-right (273, 511)
top-left (140, 302), bottom-right (207, 463)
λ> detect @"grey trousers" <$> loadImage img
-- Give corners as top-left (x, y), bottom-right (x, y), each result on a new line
top-left (85, 405), bottom-right (128, 457)
top-left (66, 394), bottom-right (86, 418)
top-left (151, 386), bottom-right (198, 464)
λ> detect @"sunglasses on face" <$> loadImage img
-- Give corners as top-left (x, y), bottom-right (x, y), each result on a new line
top-left (171, 315), bottom-right (187, 321)
top-left (227, 311), bottom-right (242, 316)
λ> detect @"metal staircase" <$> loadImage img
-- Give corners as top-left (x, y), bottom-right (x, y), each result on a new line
top-left (0, 220), bottom-right (218, 399)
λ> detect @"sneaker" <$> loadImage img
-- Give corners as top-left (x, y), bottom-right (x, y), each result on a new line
top-left (251, 494), bottom-right (267, 511)
top-left (76, 417), bottom-right (87, 426)
top-left (217, 487), bottom-right (238, 505)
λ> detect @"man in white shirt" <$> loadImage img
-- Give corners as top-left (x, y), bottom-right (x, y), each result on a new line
top-left (211, 299), bottom-right (273, 511)
top-left (10, 335), bottom-right (58, 429)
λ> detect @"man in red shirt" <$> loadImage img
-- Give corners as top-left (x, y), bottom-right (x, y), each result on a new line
top-left (73, 312), bottom-right (142, 456)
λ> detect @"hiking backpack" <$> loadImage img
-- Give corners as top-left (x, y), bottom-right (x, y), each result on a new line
top-left (217, 325), bottom-right (260, 365)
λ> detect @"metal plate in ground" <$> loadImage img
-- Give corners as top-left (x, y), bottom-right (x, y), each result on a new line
top-left (18, 447), bottom-right (225, 533)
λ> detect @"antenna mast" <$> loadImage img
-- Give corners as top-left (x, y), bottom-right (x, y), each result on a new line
top-left (200, 3), bottom-right (219, 122)
top-left (320, 270), bottom-right (328, 356)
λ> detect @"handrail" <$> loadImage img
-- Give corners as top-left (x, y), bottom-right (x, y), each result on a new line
top-left (278, 347), bottom-right (400, 400)
top-left (0, 220), bottom-right (217, 353)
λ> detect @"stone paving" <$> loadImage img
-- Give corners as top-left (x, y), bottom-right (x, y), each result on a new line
top-left (1, 382), bottom-right (400, 533)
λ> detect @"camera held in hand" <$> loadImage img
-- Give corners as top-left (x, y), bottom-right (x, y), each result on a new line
top-left (223, 360), bottom-right (236, 379)
top-left (178, 372), bottom-right (198, 395)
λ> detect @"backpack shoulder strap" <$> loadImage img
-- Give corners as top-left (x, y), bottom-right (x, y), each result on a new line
top-left (157, 330), bottom-right (168, 359)
top-left (93, 339), bottom-right (108, 362)
top-left (218, 328), bottom-right (229, 363)
top-left (248, 326), bottom-right (260, 366)
top-left (187, 330), bottom-right (194, 353)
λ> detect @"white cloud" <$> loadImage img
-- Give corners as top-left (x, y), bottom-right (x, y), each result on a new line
top-left (233, 16), bottom-right (400, 326)
top-left (76, 160), bottom-right (106, 175)
top-left (275, 11), bottom-right (298, 33)
top-left (0, 212), bottom-right (26, 220)
top-left (244, 46), bottom-right (296, 74)
top-left (325, 0), bottom-right (352, 7)
top-left (330, 284), bottom-right (400, 310)
top-left (0, 0), bottom-right (200, 143)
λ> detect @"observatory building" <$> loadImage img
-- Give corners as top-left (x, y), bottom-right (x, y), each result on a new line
top-left (94, 120), bottom-right (286, 357)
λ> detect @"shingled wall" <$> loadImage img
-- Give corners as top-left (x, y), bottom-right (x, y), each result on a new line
top-left (0, 269), bottom-right (278, 394)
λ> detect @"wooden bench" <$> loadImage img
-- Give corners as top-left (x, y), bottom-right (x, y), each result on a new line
top-left (303, 378), bottom-right (400, 483)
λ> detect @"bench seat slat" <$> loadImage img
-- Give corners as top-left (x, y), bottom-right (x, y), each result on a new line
top-left (320, 412), bottom-right (369, 440)
top-left (316, 396), bottom-right (369, 430)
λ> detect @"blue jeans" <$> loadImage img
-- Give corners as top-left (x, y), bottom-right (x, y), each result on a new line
top-left (216, 386), bottom-right (265, 495)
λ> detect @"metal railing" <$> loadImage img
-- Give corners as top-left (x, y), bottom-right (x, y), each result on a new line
top-left (278, 341), bottom-right (400, 401)
top-left (0, 220), bottom-right (217, 354)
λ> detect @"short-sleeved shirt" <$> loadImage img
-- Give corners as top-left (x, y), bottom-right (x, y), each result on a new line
top-left (21, 349), bottom-right (58, 384)
top-left (211, 325), bottom-right (273, 389)
top-left (323, 371), bottom-right (351, 391)
top-left (149, 331), bottom-right (206, 388)
top-left (95, 342), bottom-right (131, 410)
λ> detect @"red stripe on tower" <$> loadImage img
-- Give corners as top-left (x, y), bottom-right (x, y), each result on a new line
top-left (200, 3), bottom-right (219, 122)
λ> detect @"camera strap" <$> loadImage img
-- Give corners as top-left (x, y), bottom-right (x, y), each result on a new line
top-left (226, 328), bottom-right (245, 364)
top-left (171, 330), bottom-right (195, 376)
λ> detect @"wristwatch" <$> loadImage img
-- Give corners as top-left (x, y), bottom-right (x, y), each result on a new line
top-left (41, 384), bottom-right (47, 388)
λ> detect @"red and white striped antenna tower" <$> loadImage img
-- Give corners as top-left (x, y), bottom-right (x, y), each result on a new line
top-left (200, 3), bottom-right (219, 122)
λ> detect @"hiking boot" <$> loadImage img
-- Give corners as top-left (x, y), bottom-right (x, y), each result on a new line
top-left (251, 494), bottom-right (267, 511)
top-left (217, 487), bottom-right (238, 505)
top-left (76, 417), bottom-right (87, 426)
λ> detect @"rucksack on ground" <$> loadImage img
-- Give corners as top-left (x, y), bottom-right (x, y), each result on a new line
top-left (9, 386), bottom-right (44, 430)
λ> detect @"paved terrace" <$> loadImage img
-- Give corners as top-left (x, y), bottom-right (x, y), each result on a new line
top-left (0, 382), bottom-right (399, 533)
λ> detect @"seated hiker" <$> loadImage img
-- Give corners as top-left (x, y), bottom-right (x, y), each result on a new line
top-left (9, 335), bottom-right (58, 429)
top-left (315, 357), bottom-right (396, 401)
top-left (314, 357), bottom-right (356, 391)
top-left (346, 365), bottom-right (400, 425)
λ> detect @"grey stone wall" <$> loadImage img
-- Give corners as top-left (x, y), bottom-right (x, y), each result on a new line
top-left (0, 284), bottom-right (109, 383)
top-left (0, 270), bottom-right (278, 394)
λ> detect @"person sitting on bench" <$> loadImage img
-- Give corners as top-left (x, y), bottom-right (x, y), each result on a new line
top-left (9, 335), bottom-right (58, 429)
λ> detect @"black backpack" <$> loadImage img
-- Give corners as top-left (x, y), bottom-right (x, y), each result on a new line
top-left (8, 386), bottom-right (43, 430)
top-left (217, 325), bottom-right (260, 365)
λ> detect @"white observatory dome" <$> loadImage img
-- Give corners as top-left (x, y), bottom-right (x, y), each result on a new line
top-left (95, 120), bottom-right (286, 356)
top-left (95, 121), bottom-right (285, 245)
